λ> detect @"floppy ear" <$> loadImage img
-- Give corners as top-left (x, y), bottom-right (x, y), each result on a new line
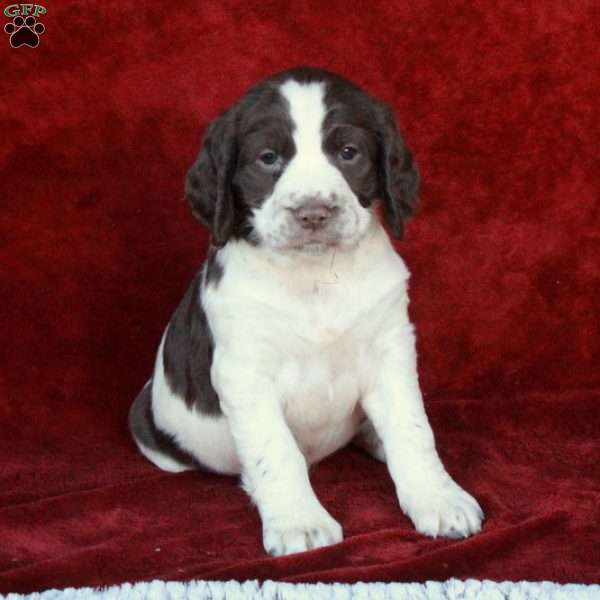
top-left (375, 103), bottom-right (420, 239)
top-left (184, 109), bottom-right (238, 247)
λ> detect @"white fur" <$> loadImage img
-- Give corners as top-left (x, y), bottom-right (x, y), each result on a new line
top-left (146, 78), bottom-right (483, 556)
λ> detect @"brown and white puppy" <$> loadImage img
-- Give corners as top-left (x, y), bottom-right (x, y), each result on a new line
top-left (129, 67), bottom-right (483, 556)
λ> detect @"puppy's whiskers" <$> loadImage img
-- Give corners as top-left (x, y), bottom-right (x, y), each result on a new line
top-left (313, 248), bottom-right (340, 289)
top-left (329, 248), bottom-right (339, 280)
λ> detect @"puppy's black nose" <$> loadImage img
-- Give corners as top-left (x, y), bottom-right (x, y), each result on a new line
top-left (291, 203), bottom-right (336, 230)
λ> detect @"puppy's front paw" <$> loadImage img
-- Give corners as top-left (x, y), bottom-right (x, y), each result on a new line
top-left (263, 509), bottom-right (343, 556)
top-left (406, 482), bottom-right (484, 539)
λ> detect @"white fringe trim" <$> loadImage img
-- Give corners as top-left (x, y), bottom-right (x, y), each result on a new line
top-left (3, 579), bottom-right (599, 600)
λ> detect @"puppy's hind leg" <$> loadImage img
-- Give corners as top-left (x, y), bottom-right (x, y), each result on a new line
top-left (128, 380), bottom-right (197, 473)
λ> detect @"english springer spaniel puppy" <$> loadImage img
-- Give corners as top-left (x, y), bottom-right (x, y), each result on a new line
top-left (129, 67), bottom-right (484, 556)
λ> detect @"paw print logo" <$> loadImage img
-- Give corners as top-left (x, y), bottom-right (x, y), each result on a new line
top-left (4, 15), bottom-right (45, 48)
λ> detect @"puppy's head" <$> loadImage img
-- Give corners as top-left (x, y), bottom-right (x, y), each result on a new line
top-left (185, 67), bottom-right (419, 252)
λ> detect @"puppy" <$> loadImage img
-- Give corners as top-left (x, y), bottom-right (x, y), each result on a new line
top-left (129, 67), bottom-right (484, 556)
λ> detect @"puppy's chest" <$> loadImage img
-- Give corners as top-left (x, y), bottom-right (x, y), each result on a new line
top-left (274, 325), bottom-right (369, 460)
top-left (274, 282), bottom-right (372, 410)
top-left (207, 240), bottom-right (405, 458)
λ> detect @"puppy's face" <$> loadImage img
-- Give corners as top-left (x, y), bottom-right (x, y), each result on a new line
top-left (186, 67), bottom-right (420, 252)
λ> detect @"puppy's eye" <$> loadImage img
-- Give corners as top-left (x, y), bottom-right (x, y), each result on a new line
top-left (259, 150), bottom-right (279, 166)
top-left (339, 145), bottom-right (359, 161)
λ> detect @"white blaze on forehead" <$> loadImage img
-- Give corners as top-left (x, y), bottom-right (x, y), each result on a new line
top-left (279, 80), bottom-right (327, 166)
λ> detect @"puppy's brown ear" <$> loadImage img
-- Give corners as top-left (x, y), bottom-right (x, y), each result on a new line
top-left (375, 103), bottom-right (420, 239)
top-left (185, 109), bottom-right (238, 247)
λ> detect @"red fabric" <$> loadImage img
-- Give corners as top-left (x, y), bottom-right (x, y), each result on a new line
top-left (1, 1), bottom-right (599, 594)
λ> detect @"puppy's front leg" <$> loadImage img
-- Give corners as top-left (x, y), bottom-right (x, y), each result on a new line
top-left (362, 323), bottom-right (484, 539)
top-left (214, 360), bottom-right (342, 556)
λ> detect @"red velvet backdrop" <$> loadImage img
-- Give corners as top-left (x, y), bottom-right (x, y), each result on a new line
top-left (1, 1), bottom-right (599, 594)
